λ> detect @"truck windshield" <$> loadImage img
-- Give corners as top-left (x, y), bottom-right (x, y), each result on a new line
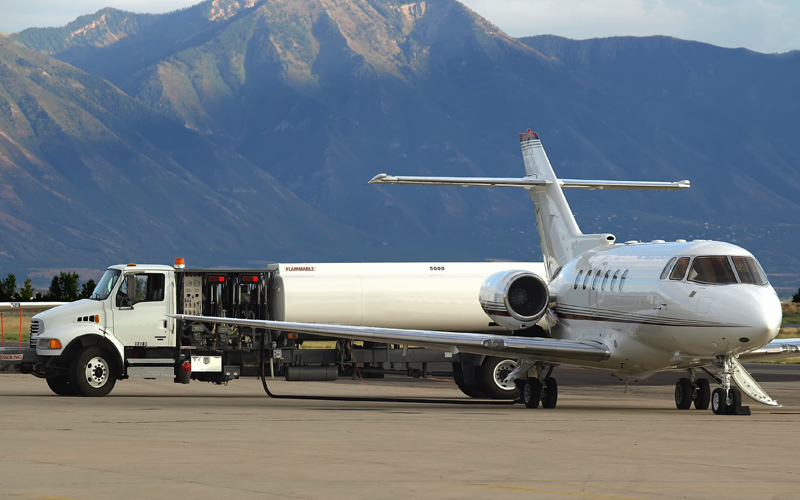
top-left (91, 270), bottom-right (121, 300)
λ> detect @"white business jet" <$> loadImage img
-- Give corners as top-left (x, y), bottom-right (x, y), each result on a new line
top-left (174, 130), bottom-right (800, 415)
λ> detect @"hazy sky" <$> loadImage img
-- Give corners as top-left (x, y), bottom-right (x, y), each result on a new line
top-left (0, 0), bottom-right (797, 54)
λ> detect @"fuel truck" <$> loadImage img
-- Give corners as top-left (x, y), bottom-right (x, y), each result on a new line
top-left (0, 259), bottom-right (549, 398)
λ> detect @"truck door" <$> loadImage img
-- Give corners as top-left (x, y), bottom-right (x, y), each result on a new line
top-left (111, 272), bottom-right (172, 348)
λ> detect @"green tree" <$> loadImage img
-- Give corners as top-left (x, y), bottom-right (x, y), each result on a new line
top-left (48, 272), bottom-right (80, 301)
top-left (81, 279), bottom-right (96, 299)
top-left (19, 278), bottom-right (34, 301)
top-left (793, 287), bottom-right (800, 303)
top-left (1, 274), bottom-right (17, 301)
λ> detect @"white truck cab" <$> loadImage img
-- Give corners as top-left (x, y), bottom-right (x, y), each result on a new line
top-left (31, 264), bottom-right (176, 396)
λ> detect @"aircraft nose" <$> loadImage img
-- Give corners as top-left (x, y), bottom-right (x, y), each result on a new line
top-left (742, 287), bottom-right (782, 343)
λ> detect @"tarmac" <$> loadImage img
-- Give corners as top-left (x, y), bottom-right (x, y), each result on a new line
top-left (2, 364), bottom-right (800, 500)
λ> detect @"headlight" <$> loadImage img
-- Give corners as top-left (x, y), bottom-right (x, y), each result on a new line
top-left (37, 339), bottom-right (62, 350)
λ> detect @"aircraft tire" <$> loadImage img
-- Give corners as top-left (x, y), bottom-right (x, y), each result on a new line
top-left (694, 379), bottom-right (710, 410)
top-left (46, 374), bottom-right (77, 396)
top-left (542, 376), bottom-right (558, 408)
top-left (726, 388), bottom-right (742, 414)
top-left (674, 377), bottom-right (693, 409)
top-left (475, 357), bottom-right (520, 400)
top-left (69, 346), bottom-right (117, 397)
top-left (522, 378), bottom-right (541, 408)
top-left (711, 388), bottom-right (728, 415)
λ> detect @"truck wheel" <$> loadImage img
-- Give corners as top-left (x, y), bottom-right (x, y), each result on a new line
top-left (46, 375), bottom-right (76, 396)
top-left (69, 346), bottom-right (117, 397)
top-left (453, 363), bottom-right (487, 398)
top-left (475, 357), bottom-right (521, 400)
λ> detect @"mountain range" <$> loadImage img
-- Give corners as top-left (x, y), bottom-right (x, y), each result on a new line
top-left (2, 0), bottom-right (799, 294)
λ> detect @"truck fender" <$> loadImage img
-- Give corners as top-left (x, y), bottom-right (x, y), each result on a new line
top-left (61, 333), bottom-right (125, 375)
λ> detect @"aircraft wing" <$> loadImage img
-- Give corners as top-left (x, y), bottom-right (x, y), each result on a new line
top-left (170, 315), bottom-right (610, 364)
top-left (369, 174), bottom-right (690, 191)
top-left (0, 302), bottom-right (67, 312)
top-left (738, 338), bottom-right (800, 362)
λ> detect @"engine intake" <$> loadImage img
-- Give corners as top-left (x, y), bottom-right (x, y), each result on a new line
top-left (479, 270), bottom-right (549, 331)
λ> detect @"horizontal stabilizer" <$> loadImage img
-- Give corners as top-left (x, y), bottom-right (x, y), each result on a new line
top-left (369, 174), bottom-right (690, 191)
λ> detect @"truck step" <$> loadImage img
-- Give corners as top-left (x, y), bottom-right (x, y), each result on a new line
top-left (127, 358), bottom-right (175, 365)
top-left (127, 366), bottom-right (175, 378)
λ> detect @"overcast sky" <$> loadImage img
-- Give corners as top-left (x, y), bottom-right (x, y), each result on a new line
top-left (0, 0), bottom-right (797, 54)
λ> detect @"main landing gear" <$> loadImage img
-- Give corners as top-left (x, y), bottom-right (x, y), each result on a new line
top-left (675, 358), bottom-right (751, 415)
top-left (518, 362), bottom-right (558, 409)
top-left (674, 370), bottom-right (710, 410)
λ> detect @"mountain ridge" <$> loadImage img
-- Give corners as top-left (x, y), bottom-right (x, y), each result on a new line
top-left (2, 1), bottom-right (799, 293)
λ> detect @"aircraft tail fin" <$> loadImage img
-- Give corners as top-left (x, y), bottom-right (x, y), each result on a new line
top-left (369, 131), bottom-right (690, 278)
top-left (519, 131), bottom-right (615, 277)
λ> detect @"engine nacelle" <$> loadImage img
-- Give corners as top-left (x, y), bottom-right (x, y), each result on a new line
top-left (479, 270), bottom-right (549, 331)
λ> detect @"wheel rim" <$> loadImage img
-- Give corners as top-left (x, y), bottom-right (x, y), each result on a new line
top-left (85, 356), bottom-right (109, 388)
top-left (492, 359), bottom-right (517, 391)
top-left (523, 383), bottom-right (531, 402)
top-left (675, 385), bottom-right (684, 404)
top-left (712, 391), bottom-right (720, 410)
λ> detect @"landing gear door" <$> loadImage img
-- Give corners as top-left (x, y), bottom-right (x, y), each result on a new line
top-left (111, 272), bottom-right (172, 348)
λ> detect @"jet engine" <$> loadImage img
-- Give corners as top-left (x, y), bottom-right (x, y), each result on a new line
top-left (479, 270), bottom-right (550, 331)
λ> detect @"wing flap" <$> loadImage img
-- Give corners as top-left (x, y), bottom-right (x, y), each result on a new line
top-left (170, 315), bottom-right (610, 364)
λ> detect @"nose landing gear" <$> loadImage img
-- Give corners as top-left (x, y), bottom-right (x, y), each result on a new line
top-left (709, 355), bottom-right (751, 415)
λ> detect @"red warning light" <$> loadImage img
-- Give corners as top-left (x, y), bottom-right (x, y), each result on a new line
top-left (242, 275), bottom-right (259, 283)
top-left (208, 276), bottom-right (225, 283)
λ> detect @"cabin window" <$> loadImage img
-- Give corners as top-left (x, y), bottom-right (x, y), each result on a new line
top-left (611, 270), bottom-right (620, 290)
top-left (660, 257), bottom-right (677, 280)
top-left (592, 270), bottom-right (601, 290)
top-left (574, 270), bottom-right (583, 290)
top-left (687, 256), bottom-right (737, 285)
top-left (619, 270), bottom-right (629, 290)
top-left (731, 256), bottom-right (768, 285)
top-left (669, 257), bottom-right (690, 281)
top-left (601, 270), bottom-right (610, 290)
top-left (583, 269), bottom-right (592, 290)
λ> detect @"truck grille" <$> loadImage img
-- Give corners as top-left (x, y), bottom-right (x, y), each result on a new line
top-left (29, 319), bottom-right (42, 348)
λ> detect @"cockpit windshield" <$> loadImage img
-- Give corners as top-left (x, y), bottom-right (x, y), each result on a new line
top-left (732, 256), bottom-right (768, 285)
top-left (91, 269), bottom-right (121, 300)
top-left (687, 256), bottom-right (737, 285)
top-left (665, 255), bottom-right (769, 285)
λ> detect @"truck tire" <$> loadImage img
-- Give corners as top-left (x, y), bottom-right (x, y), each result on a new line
top-left (69, 346), bottom-right (117, 397)
top-left (46, 375), bottom-right (76, 396)
top-left (475, 357), bottom-right (521, 400)
top-left (453, 362), bottom-right (487, 398)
